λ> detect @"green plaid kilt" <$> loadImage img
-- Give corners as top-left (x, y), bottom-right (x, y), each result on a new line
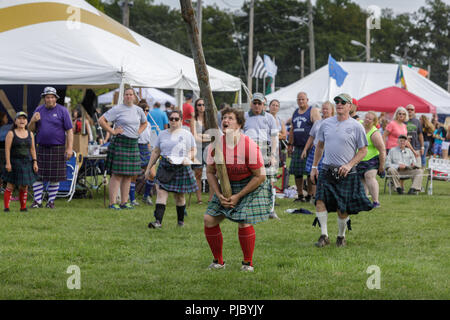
top-left (315, 168), bottom-right (374, 215)
top-left (105, 135), bottom-right (141, 176)
top-left (205, 177), bottom-right (272, 224)
top-left (155, 157), bottom-right (198, 193)
top-left (289, 146), bottom-right (308, 177)
top-left (2, 157), bottom-right (38, 186)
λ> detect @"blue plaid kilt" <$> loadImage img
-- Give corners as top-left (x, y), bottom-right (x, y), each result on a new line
top-left (2, 157), bottom-right (38, 186)
top-left (138, 144), bottom-right (151, 168)
top-left (304, 145), bottom-right (324, 174)
top-left (315, 167), bottom-right (374, 215)
top-left (37, 145), bottom-right (66, 182)
top-left (356, 156), bottom-right (380, 176)
top-left (205, 177), bottom-right (272, 224)
top-left (155, 157), bottom-right (198, 193)
top-left (289, 146), bottom-right (308, 177)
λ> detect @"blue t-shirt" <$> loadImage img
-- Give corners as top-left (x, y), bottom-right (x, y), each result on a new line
top-left (291, 107), bottom-right (314, 147)
top-left (147, 108), bottom-right (169, 135)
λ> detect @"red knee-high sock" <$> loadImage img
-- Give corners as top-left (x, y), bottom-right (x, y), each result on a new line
top-left (19, 189), bottom-right (27, 210)
top-left (238, 225), bottom-right (256, 266)
top-left (4, 188), bottom-right (12, 209)
top-left (204, 225), bottom-right (224, 265)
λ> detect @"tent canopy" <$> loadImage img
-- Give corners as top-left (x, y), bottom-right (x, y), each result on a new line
top-left (0, 0), bottom-right (242, 92)
top-left (357, 86), bottom-right (436, 114)
top-left (266, 62), bottom-right (450, 120)
top-left (98, 87), bottom-right (176, 107)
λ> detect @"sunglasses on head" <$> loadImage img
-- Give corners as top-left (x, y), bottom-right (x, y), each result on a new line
top-left (169, 117), bottom-right (180, 121)
top-left (334, 99), bottom-right (348, 105)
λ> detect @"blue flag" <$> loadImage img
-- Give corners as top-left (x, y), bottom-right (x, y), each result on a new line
top-left (328, 54), bottom-right (348, 87)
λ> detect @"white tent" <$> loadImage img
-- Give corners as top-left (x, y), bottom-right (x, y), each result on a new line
top-left (98, 87), bottom-right (176, 107)
top-left (267, 62), bottom-right (450, 120)
top-left (0, 0), bottom-right (243, 94)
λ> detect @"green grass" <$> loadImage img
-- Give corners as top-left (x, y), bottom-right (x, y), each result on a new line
top-left (0, 175), bottom-right (449, 300)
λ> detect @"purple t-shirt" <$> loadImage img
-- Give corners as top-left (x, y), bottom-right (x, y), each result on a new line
top-left (34, 104), bottom-right (73, 146)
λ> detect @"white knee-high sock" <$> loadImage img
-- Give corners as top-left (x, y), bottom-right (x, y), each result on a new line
top-left (32, 181), bottom-right (44, 204)
top-left (338, 216), bottom-right (350, 237)
top-left (316, 211), bottom-right (328, 236)
top-left (47, 182), bottom-right (60, 203)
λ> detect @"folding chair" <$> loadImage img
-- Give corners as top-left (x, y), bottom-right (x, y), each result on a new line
top-left (56, 151), bottom-right (81, 202)
top-left (425, 158), bottom-right (450, 195)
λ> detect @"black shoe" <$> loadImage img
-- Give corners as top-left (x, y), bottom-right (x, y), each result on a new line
top-left (148, 220), bottom-right (162, 229)
top-left (294, 195), bottom-right (305, 202)
top-left (336, 236), bottom-right (347, 247)
top-left (396, 187), bottom-right (404, 195)
top-left (305, 195), bottom-right (312, 202)
top-left (4, 208), bottom-right (10, 212)
top-left (315, 234), bottom-right (330, 247)
top-left (20, 208), bottom-right (28, 212)
top-left (407, 188), bottom-right (419, 195)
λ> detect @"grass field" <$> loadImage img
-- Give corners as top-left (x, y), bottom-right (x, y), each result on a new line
top-left (0, 173), bottom-right (448, 300)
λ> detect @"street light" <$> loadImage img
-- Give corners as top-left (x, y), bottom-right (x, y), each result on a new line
top-left (350, 40), bottom-right (369, 62)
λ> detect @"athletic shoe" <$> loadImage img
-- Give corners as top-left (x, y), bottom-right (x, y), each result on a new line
top-left (120, 203), bottom-right (134, 210)
top-left (372, 201), bottom-right (381, 208)
top-left (148, 220), bottom-right (162, 229)
top-left (336, 236), bottom-right (347, 247)
top-left (4, 208), bottom-right (10, 212)
top-left (20, 208), bottom-right (28, 212)
top-left (269, 212), bottom-right (280, 220)
top-left (207, 260), bottom-right (226, 270)
top-left (143, 196), bottom-right (153, 206)
top-left (314, 234), bottom-right (330, 247)
top-left (407, 188), bottom-right (419, 195)
top-left (240, 262), bottom-right (254, 272)
top-left (30, 201), bottom-right (43, 209)
top-left (45, 202), bottom-right (55, 209)
top-left (177, 221), bottom-right (185, 227)
top-left (130, 200), bottom-right (140, 206)
top-left (304, 195), bottom-right (312, 203)
top-left (108, 204), bottom-right (121, 210)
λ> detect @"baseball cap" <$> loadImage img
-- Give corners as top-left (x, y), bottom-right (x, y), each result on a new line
top-left (41, 87), bottom-right (60, 99)
top-left (334, 93), bottom-right (352, 104)
top-left (252, 92), bottom-right (265, 102)
top-left (398, 134), bottom-right (408, 140)
top-left (15, 111), bottom-right (28, 119)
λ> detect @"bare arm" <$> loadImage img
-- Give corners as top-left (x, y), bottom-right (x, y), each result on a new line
top-left (371, 131), bottom-right (386, 172)
top-left (30, 133), bottom-right (38, 172)
top-left (138, 121), bottom-right (147, 136)
top-left (65, 128), bottom-right (73, 159)
top-left (310, 107), bottom-right (322, 123)
top-left (4, 131), bottom-right (13, 172)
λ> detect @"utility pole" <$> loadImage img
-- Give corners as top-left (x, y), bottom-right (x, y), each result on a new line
top-left (365, 17), bottom-right (371, 62)
top-left (301, 49), bottom-right (304, 79)
top-left (448, 57), bottom-right (450, 92)
top-left (247, 0), bottom-right (255, 97)
top-left (196, 0), bottom-right (202, 43)
top-left (122, 0), bottom-right (130, 28)
top-left (307, 0), bottom-right (315, 73)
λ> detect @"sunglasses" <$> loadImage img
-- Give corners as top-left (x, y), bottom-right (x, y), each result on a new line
top-left (334, 99), bottom-right (348, 105)
top-left (145, 109), bottom-right (149, 112)
top-left (169, 117), bottom-right (180, 121)
top-left (398, 113), bottom-right (406, 115)
top-left (407, 109), bottom-right (414, 111)
top-left (197, 103), bottom-right (205, 106)
top-left (253, 101), bottom-right (263, 105)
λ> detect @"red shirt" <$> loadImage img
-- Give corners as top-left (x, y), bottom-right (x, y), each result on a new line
top-left (182, 102), bottom-right (194, 127)
top-left (207, 134), bottom-right (264, 181)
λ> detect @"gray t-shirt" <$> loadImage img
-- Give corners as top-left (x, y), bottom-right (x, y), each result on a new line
top-left (318, 116), bottom-right (368, 166)
top-left (405, 118), bottom-right (423, 151)
top-left (155, 129), bottom-right (196, 158)
top-left (243, 111), bottom-right (279, 143)
top-left (103, 104), bottom-right (147, 139)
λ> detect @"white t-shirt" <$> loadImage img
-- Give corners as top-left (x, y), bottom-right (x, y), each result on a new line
top-left (155, 129), bottom-right (196, 158)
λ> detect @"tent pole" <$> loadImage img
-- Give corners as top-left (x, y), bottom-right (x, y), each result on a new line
top-left (22, 85), bottom-right (28, 114)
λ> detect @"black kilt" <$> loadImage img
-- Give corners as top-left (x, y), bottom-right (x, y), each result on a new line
top-left (315, 167), bottom-right (373, 215)
top-left (2, 157), bottom-right (38, 186)
top-left (37, 145), bottom-right (66, 182)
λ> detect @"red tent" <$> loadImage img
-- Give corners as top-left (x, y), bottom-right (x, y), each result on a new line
top-left (357, 86), bottom-right (436, 113)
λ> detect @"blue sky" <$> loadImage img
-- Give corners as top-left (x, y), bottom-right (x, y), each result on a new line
top-left (155, 0), bottom-right (450, 14)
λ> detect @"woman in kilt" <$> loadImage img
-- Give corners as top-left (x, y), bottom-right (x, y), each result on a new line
top-left (204, 107), bottom-right (272, 272)
top-left (145, 110), bottom-right (198, 228)
top-left (3, 112), bottom-right (38, 212)
top-left (99, 88), bottom-right (148, 210)
top-left (356, 112), bottom-right (386, 208)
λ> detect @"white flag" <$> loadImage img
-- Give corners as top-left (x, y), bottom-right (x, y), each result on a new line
top-left (264, 55), bottom-right (277, 77)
